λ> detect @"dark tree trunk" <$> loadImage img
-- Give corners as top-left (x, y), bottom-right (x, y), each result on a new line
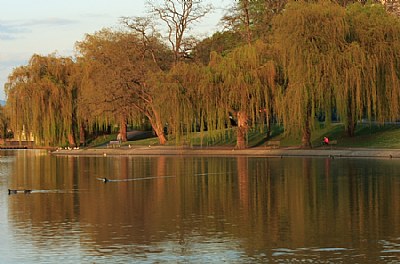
top-left (301, 125), bottom-right (312, 148)
top-left (346, 98), bottom-right (356, 137)
top-left (79, 121), bottom-right (86, 146)
top-left (346, 119), bottom-right (356, 137)
top-left (346, 111), bottom-right (356, 137)
top-left (301, 105), bottom-right (312, 149)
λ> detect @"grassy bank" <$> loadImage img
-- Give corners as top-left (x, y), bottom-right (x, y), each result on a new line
top-left (88, 123), bottom-right (400, 149)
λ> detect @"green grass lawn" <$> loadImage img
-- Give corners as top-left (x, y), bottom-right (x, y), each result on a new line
top-left (87, 123), bottom-right (400, 149)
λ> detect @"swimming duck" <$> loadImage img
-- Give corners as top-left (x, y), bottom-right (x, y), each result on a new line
top-left (103, 178), bottom-right (109, 183)
top-left (24, 189), bottom-right (32, 194)
top-left (8, 189), bottom-right (17, 195)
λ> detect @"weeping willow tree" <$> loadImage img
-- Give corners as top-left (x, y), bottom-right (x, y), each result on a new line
top-left (5, 54), bottom-right (78, 146)
top-left (208, 40), bottom-right (277, 149)
top-left (0, 105), bottom-right (9, 140)
top-left (340, 2), bottom-right (400, 136)
top-left (76, 29), bottom-right (174, 144)
top-left (163, 61), bottom-right (210, 144)
top-left (272, 1), bottom-right (349, 148)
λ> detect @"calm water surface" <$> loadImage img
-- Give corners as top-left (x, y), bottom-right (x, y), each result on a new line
top-left (0, 149), bottom-right (399, 263)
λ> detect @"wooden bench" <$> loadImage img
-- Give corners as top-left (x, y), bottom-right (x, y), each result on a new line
top-left (107, 140), bottom-right (121, 148)
top-left (266, 140), bottom-right (281, 149)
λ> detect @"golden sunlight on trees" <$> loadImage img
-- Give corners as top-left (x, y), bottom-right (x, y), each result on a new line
top-left (0, 106), bottom-right (9, 140)
top-left (5, 54), bottom-right (78, 146)
top-left (272, 1), bottom-right (348, 148)
top-left (76, 29), bottom-right (173, 145)
top-left (208, 41), bottom-right (277, 149)
top-left (164, 62), bottom-right (210, 143)
top-left (3, 1), bottom-right (400, 148)
top-left (271, 1), bottom-right (400, 147)
top-left (343, 3), bottom-right (400, 136)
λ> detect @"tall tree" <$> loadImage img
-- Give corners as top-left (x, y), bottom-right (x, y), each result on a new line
top-left (5, 54), bottom-right (78, 146)
top-left (192, 31), bottom-right (243, 65)
top-left (341, 2), bottom-right (400, 135)
top-left (272, 1), bottom-right (348, 147)
top-left (221, 0), bottom-right (287, 43)
top-left (0, 106), bottom-right (9, 140)
top-left (208, 41), bottom-right (277, 149)
top-left (76, 29), bottom-right (174, 144)
top-left (147, 0), bottom-right (212, 62)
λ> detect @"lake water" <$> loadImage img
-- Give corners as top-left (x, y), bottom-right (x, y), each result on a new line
top-left (0, 149), bottom-right (399, 263)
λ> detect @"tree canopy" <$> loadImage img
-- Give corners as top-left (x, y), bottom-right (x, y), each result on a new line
top-left (4, 1), bottom-right (400, 148)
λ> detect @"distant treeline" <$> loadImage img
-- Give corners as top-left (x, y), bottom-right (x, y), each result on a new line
top-left (2, 1), bottom-right (400, 148)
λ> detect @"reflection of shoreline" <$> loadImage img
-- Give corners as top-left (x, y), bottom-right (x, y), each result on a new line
top-left (52, 146), bottom-right (400, 159)
top-left (7, 154), bottom-right (400, 262)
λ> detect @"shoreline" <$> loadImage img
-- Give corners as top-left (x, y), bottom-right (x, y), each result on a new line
top-left (51, 145), bottom-right (400, 159)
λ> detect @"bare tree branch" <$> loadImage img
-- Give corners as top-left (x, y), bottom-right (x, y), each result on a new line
top-left (147, 0), bottom-right (212, 62)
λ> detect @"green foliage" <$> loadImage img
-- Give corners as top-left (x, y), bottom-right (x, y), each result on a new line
top-left (206, 40), bottom-right (277, 148)
top-left (272, 1), bottom-right (348, 146)
top-left (76, 29), bottom-right (174, 144)
top-left (192, 31), bottom-right (244, 65)
top-left (271, 1), bottom-right (400, 146)
top-left (346, 2), bottom-right (400, 123)
top-left (5, 54), bottom-right (78, 146)
top-left (4, 1), bottom-right (400, 150)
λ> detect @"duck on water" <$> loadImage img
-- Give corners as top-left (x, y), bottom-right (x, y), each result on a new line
top-left (8, 189), bottom-right (32, 195)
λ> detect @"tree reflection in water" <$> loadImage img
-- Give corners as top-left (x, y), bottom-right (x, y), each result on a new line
top-left (4, 150), bottom-right (400, 263)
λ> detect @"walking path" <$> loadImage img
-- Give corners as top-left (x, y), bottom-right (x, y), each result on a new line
top-left (52, 145), bottom-right (400, 159)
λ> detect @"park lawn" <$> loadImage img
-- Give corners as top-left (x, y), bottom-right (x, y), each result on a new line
top-left (89, 123), bottom-right (400, 149)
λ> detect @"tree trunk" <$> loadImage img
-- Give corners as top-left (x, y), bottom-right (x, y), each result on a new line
top-left (67, 133), bottom-right (76, 147)
top-left (236, 111), bottom-right (249, 149)
top-left (119, 118), bottom-right (127, 142)
top-left (346, 106), bottom-right (356, 137)
top-left (152, 121), bottom-right (167, 145)
top-left (346, 119), bottom-right (356, 137)
top-left (301, 125), bottom-right (312, 149)
top-left (301, 106), bottom-right (312, 148)
top-left (79, 121), bottom-right (86, 146)
top-left (148, 107), bottom-right (167, 145)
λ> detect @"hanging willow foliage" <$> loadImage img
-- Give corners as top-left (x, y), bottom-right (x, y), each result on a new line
top-left (343, 3), bottom-right (400, 135)
top-left (273, 1), bottom-right (400, 144)
top-left (163, 62), bottom-right (210, 144)
top-left (5, 54), bottom-right (78, 146)
top-left (272, 1), bottom-right (350, 147)
top-left (207, 40), bottom-right (276, 149)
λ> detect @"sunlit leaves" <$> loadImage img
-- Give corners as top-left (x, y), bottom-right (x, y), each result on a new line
top-left (5, 54), bottom-right (78, 146)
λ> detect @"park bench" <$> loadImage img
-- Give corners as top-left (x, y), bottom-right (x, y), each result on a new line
top-left (107, 140), bottom-right (121, 148)
top-left (266, 140), bottom-right (281, 149)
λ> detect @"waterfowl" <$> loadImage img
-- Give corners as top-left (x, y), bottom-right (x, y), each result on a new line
top-left (8, 189), bottom-right (17, 195)
top-left (8, 189), bottom-right (33, 194)
top-left (103, 178), bottom-right (109, 183)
